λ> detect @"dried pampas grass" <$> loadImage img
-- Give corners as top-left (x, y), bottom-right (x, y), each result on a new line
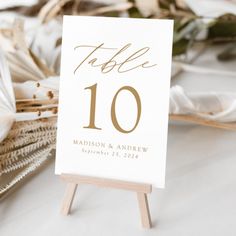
top-left (0, 117), bottom-right (56, 196)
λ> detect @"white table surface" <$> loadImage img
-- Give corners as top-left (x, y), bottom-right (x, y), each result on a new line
top-left (1, 45), bottom-right (236, 236)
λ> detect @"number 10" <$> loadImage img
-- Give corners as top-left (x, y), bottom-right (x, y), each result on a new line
top-left (83, 83), bottom-right (141, 134)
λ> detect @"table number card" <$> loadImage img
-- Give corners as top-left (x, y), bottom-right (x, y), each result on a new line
top-left (55, 16), bottom-right (173, 188)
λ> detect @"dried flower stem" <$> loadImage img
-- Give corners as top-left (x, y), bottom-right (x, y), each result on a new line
top-left (79, 2), bottom-right (133, 16)
top-left (170, 114), bottom-right (236, 131)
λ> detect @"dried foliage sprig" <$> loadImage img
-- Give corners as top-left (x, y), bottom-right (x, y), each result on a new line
top-left (0, 118), bottom-right (56, 196)
top-left (127, 1), bottom-right (236, 59)
top-left (7, 117), bottom-right (55, 134)
top-left (0, 128), bottom-right (56, 155)
top-left (0, 144), bottom-right (54, 196)
top-left (0, 135), bottom-right (56, 164)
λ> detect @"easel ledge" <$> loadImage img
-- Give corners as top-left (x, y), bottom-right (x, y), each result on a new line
top-left (60, 173), bottom-right (153, 228)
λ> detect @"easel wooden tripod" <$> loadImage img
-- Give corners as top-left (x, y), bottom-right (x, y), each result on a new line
top-left (60, 173), bottom-right (153, 228)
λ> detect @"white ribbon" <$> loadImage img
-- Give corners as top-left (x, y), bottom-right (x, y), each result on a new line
top-left (170, 86), bottom-right (236, 122)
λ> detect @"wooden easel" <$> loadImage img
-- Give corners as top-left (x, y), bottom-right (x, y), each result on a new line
top-left (60, 173), bottom-right (153, 228)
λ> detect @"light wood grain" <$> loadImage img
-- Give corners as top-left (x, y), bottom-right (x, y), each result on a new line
top-left (61, 174), bottom-right (152, 193)
top-left (137, 192), bottom-right (152, 228)
top-left (61, 183), bottom-right (78, 216)
top-left (60, 174), bottom-right (153, 228)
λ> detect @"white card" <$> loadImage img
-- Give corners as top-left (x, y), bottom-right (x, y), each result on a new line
top-left (55, 16), bottom-right (173, 188)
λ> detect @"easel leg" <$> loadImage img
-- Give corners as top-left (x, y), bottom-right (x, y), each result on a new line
top-left (61, 183), bottom-right (78, 215)
top-left (137, 192), bottom-right (152, 228)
